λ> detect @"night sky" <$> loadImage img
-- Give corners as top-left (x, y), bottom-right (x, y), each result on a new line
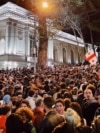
top-left (0, 0), bottom-right (100, 44)
top-left (0, 0), bottom-right (15, 5)
top-left (0, 0), bottom-right (33, 11)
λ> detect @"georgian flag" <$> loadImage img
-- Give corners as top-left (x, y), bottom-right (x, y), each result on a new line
top-left (85, 50), bottom-right (97, 65)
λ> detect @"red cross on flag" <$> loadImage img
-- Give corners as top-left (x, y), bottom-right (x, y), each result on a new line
top-left (85, 50), bottom-right (97, 65)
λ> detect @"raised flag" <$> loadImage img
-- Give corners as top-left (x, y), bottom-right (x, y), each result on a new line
top-left (85, 50), bottom-right (97, 65)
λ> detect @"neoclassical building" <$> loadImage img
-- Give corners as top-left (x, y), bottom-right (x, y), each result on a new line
top-left (0, 2), bottom-right (85, 69)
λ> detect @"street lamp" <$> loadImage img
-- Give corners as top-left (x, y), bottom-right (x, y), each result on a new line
top-left (42, 1), bottom-right (48, 8)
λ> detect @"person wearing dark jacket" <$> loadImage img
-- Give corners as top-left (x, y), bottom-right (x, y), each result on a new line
top-left (82, 85), bottom-right (99, 126)
top-left (16, 107), bottom-right (36, 133)
top-left (33, 98), bottom-right (45, 133)
top-left (6, 113), bottom-right (23, 133)
top-left (39, 96), bottom-right (64, 133)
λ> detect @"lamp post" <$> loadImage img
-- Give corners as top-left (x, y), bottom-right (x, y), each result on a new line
top-left (42, 1), bottom-right (48, 8)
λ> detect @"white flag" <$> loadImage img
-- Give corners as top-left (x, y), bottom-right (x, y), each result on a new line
top-left (85, 50), bottom-right (97, 65)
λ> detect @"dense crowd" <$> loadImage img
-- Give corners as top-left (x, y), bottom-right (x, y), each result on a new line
top-left (0, 64), bottom-right (100, 133)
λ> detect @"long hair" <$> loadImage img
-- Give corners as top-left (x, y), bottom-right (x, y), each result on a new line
top-left (16, 107), bottom-right (34, 121)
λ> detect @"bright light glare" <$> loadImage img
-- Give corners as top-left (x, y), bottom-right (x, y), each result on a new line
top-left (42, 1), bottom-right (48, 8)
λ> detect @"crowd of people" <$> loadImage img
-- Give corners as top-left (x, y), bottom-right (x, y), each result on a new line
top-left (0, 64), bottom-right (100, 133)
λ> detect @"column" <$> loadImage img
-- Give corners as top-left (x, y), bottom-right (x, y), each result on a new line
top-left (5, 21), bottom-right (11, 54)
top-left (58, 43), bottom-right (63, 63)
top-left (12, 22), bottom-right (17, 54)
top-left (47, 37), bottom-right (53, 60)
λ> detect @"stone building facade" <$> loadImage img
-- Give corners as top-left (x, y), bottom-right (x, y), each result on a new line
top-left (0, 2), bottom-right (85, 69)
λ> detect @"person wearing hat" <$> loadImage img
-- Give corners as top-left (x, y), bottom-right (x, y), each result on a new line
top-left (3, 94), bottom-right (12, 106)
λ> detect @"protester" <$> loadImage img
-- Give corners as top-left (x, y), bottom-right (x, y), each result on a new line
top-left (70, 102), bottom-right (87, 125)
top-left (6, 113), bottom-right (23, 133)
top-left (39, 96), bottom-right (64, 133)
top-left (26, 90), bottom-right (36, 110)
top-left (16, 107), bottom-right (36, 133)
top-left (91, 115), bottom-right (100, 133)
top-left (0, 105), bottom-right (11, 132)
top-left (33, 98), bottom-right (45, 133)
top-left (0, 64), bottom-right (100, 132)
top-left (55, 98), bottom-right (66, 117)
top-left (82, 84), bottom-right (99, 126)
top-left (65, 108), bottom-right (91, 133)
top-left (94, 95), bottom-right (100, 118)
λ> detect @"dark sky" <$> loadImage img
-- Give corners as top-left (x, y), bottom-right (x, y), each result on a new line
top-left (0, 0), bottom-right (15, 5)
top-left (0, 0), bottom-right (100, 44)
top-left (0, 0), bottom-right (37, 13)
top-left (0, 0), bottom-right (25, 5)
top-left (0, 0), bottom-right (32, 10)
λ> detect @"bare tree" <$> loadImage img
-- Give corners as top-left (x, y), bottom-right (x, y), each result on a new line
top-left (47, 0), bottom-right (87, 48)
top-left (13, 0), bottom-right (100, 66)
